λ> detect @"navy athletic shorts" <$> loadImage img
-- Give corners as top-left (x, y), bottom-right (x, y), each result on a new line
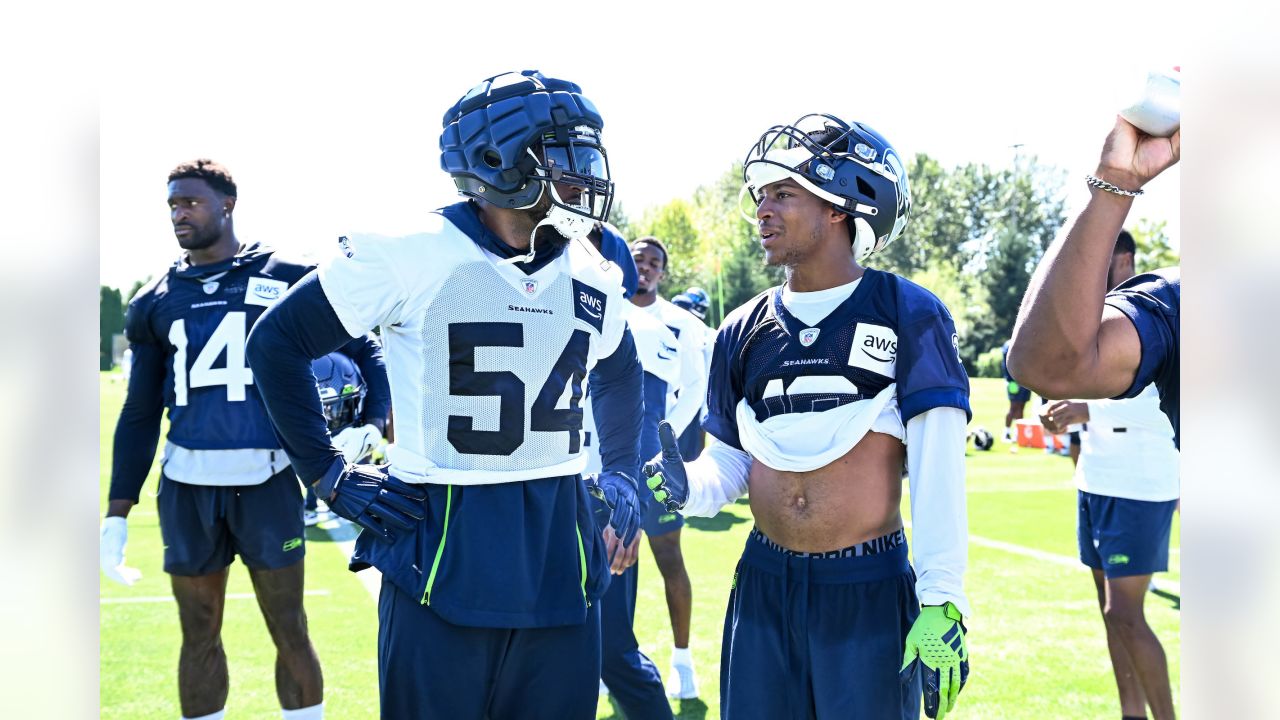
top-left (1006, 380), bottom-right (1031, 403)
top-left (157, 467), bottom-right (305, 576)
top-left (377, 576), bottom-right (602, 720)
top-left (720, 527), bottom-right (921, 720)
top-left (1077, 490), bottom-right (1177, 578)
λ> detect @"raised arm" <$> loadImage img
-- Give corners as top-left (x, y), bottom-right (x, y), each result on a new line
top-left (1007, 117), bottom-right (1179, 399)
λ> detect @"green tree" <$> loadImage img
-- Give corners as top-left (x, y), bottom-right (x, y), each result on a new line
top-left (632, 163), bottom-right (783, 327)
top-left (126, 276), bottom-right (150, 304)
top-left (1130, 218), bottom-right (1179, 272)
top-left (100, 285), bottom-right (125, 370)
top-left (966, 156), bottom-right (1066, 362)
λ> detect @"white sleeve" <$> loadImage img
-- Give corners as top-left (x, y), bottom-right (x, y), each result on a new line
top-left (681, 438), bottom-right (752, 517)
top-left (666, 316), bottom-right (708, 435)
top-left (316, 234), bottom-right (411, 338)
top-left (906, 406), bottom-right (970, 617)
top-left (1086, 385), bottom-right (1172, 434)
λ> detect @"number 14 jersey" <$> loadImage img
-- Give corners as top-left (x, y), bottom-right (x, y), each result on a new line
top-left (126, 243), bottom-right (313, 452)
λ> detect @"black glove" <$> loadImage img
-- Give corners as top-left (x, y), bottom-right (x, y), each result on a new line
top-left (584, 470), bottom-right (641, 545)
top-left (641, 421), bottom-right (689, 513)
top-left (326, 464), bottom-right (428, 543)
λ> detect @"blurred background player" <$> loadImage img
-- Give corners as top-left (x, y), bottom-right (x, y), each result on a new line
top-left (583, 221), bottom-right (676, 719)
top-left (630, 236), bottom-right (708, 699)
top-left (100, 159), bottom-right (386, 720)
top-left (1043, 384), bottom-right (1178, 720)
top-left (645, 114), bottom-right (971, 719)
top-left (671, 287), bottom-right (717, 462)
top-left (1008, 117), bottom-right (1180, 447)
top-left (246, 71), bottom-right (645, 718)
top-left (1000, 340), bottom-right (1031, 445)
top-left (304, 349), bottom-right (391, 525)
top-left (1038, 228), bottom-right (1178, 720)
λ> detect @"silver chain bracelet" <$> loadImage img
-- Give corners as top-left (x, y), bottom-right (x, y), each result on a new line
top-left (1085, 174), bottom-right (1144, 197)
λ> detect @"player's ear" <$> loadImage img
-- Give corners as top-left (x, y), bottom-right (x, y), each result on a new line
top-left (827, 203), bottom-right (846, 226)
top-left (223, 195), bottom-right (236, 215)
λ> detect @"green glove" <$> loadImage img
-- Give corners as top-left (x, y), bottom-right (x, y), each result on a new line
top-left (900, 602), bottom-right (969, 720)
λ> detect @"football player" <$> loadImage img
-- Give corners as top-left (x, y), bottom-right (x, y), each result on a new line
top-left (671, 288), bottom-right (716, 462)
top-left (1038, 230), bottom-right (1178, 720)
top-left (643, 114), bottom-right (972, 719)
top-left (305, 350), bottom-right (392, 525)
top-left (101, 159), bottom-right (386, 720)
top-left (629, 237), bottom-right (708, 699)
top-left (1007, 116), bottom-right (1180, 447)
top-left (245, 71), bottom-right (644, 719)
top-left (999, 340), bottom-right (1031, 444)
top-left (582, 222), bottom-right (676, 719)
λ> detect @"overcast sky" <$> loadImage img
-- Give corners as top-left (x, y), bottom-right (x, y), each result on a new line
top-left (99, 3), bottom-right (1181, 290)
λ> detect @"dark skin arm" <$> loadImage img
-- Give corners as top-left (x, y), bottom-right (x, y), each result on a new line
top-left (1007, 116), bottom-right (1179, 400)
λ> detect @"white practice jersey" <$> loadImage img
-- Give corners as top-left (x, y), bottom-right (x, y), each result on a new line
top-left (640, 296), bottom-right (708, 436)
top-left (317, 214), bottom-right (627, 485)
top-left (1076, 383), bottom-right (1179, 501)
top-left (582, 303), bottom-right (681, 474)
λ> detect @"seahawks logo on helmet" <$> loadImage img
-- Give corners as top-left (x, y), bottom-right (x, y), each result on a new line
top-left (741, 114), bottom-right (912, 262)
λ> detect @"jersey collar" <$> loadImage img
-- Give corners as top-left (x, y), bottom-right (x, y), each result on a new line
top-left (172, 242), bottom-right (272, 280)
top-left (440, 201), bottom-right (567, 275)
top-left (770, 268), bottom-right (880, 336)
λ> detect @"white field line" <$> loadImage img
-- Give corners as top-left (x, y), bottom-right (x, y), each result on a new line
top-left (904, 521), bottom-right (1181, 596)
top-left (103, 590), bottom-right (330, 604)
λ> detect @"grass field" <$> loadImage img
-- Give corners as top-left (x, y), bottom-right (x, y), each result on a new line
top-left (100, 374), bottom-right (1178, 718)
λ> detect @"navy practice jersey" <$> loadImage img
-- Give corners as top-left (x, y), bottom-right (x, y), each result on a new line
top-left (1105, 267), bottom-right (1180, 448)
top-left (704, 269), bottom-right (971, 455)
top-left (124, 243), bottom-right (313, 449)
top-left (1001, 341), bottom-right (1014, 383)
top-left (109, 244), bottom-right (322, 502)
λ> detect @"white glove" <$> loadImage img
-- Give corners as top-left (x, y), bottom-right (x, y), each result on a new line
top-left (334, 423), bottom-right (382, 464)
top-left (100, 516), bottom-right (142, 586)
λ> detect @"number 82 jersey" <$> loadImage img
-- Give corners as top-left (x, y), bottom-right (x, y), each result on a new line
top-left (318, 204), bottom-right (629, 485)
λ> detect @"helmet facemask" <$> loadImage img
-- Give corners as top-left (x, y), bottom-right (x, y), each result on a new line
top-left (500, 126), bottom-right (614, 265)
top-left (318, 383), bottom-right (366, 434)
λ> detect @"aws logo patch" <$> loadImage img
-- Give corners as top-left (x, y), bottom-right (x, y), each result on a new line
top-left (572, 279), bottom-right (606, 333)
top-left (245, 277), bottom-right (288, 307)
top-left (848, 323), bottom-right (897, 377)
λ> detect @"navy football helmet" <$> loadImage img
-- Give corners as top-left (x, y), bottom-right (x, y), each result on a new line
top-left (742, 114), bottom-right (912, 262)
top-left (440, 70), bottom-right (613, 244)
top-left (970, 427), bottom-right (994, 451)
top-left (684, 286), bottom-right (709, 318)
top-left (673, 287), bottom-right (709, 320)
top-left (312, 352), bottom-right (366, 434)
top-left (671, 293), bottom-right (699, 318)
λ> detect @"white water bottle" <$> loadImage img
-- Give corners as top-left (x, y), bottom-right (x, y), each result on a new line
top-left (1120, 66), bottom-right (1180, 137)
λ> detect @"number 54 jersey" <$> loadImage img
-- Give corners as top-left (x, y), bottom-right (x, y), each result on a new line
top-left (317, 203), bottom-right (628, 485)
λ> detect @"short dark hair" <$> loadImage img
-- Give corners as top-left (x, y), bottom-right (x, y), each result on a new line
top-left (630, 236), bottom-right (669, 270)
top-left (168, 159), bottom-right (237, 198)
top-left (1114, 229), bottom-right (1136, 255)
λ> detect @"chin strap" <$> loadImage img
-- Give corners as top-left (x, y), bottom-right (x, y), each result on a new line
top-left (497, 215), bottom-right (555, 266)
